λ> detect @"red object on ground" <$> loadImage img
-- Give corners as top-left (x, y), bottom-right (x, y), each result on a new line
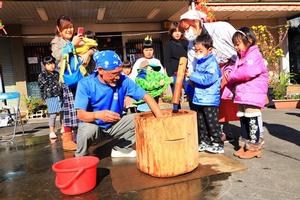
top-left (219, 99), bottom-right (239, 122)
top-left (219, 64), bottom-right (239, 122)
top-left (52, 156), bottom-right (99, 195)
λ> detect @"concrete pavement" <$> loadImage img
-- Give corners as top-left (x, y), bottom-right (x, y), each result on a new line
top-left (216, 108), bottom-right (300, 200)
top-left (0, 107), bottom-right (299, 199)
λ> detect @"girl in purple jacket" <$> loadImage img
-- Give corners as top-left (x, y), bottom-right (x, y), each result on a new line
top-left (222, 27), bottom-right (268, 159)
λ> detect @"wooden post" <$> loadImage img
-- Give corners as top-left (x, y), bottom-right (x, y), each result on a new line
top-left (135, 109), bottom-right (199, 177)
top-left (172, 57), bottom-right (187, 112)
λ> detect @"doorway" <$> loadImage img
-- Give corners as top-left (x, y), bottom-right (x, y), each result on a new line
top-left (95, 32), bottom-right (123, 60)
top-left (288, 18), bottom-right (300, 83)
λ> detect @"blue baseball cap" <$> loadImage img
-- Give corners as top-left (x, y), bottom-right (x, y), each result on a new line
top-left (93, 50), bottom-right (123, 71)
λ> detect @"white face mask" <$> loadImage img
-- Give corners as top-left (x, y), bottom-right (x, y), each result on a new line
top-left (184, 27), bottom-right (198, 42)
top-left (195, 54), bottom-right (204, 60)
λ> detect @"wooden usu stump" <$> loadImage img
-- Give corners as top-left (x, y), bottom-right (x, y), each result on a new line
top-left (135, 109), bottom-right (199, 177)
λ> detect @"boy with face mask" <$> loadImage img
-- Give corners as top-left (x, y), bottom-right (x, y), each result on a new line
top-left (180, 9), bottom-right (237, 71)
top-left (181, 10), bottom-right (257, 143)
top-left (187, 34), bottom-right (223, 154)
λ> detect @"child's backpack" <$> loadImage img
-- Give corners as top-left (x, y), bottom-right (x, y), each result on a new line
top-left (59, 41), bottom-right (87, 88)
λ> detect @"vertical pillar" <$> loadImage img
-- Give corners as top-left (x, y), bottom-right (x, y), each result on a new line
top-left (278, 18), bottom-right (290, 73)
top-left (7, 24), bottom-right (28, 111)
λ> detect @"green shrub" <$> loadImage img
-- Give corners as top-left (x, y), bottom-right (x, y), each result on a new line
top-left (161, 95), bottom-right (172, 103)
top-left (271, 72), bottom-right (296, 100)
top-left (24, 96), bottom-right (47, 115)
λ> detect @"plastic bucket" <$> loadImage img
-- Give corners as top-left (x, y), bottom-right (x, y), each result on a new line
top-left (52, 156), bottom-right (99, 195)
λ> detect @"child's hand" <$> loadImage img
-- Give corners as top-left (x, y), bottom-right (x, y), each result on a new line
top-left (171, 77), bottom-right (174, 84)
top-left (140, 60), bottom-right (149, 69)
top-left (160, 79), bottom-right (165, 86)
top-left (78, 41), bottom-right (85, 46)
top-left (186, 71), bottom-right (191, 78)
top-left (80, 52), bottom-right (90, 64)
top-left (224, 70), bottom-right (230, 80)
top-left (72, 35), bottom-right (83, 47)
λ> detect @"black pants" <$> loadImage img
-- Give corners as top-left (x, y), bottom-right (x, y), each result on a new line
top-left (195, 105), bottom-right (223, 146)
top-left (240, 116), bottom-right (260, 143)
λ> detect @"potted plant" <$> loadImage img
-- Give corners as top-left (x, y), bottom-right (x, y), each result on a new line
top-left (24, 96), bottom-right (47, 118)
top-left (270, 72), bottom-right (300, 109)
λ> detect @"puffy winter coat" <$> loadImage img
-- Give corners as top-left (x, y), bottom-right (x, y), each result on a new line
top-left (189, 54), bottom-right (222, 106)
top-left (222, 45), bottom-right (268, 108)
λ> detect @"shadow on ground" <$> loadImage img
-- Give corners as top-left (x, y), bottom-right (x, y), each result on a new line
top-left (96, 167), bottom-right (110, 185)
top-left (285, 112), bottom-right (300, 118)
top-left (223, 123), bottom-right (240, 150)
top-left (264, 122), bottom-right (300, 147)
top-left (0, 133), bottom-right (233, 199)
top-left (0, 125), bottom-right (49, 136)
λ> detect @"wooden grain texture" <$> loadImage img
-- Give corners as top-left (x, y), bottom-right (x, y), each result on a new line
top-left (135, 109), bottom-right (198, 177)
top-left (172, 57), bottom-right (187, 105)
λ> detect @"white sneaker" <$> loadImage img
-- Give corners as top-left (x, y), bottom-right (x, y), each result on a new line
top-left (111, 149), bottom-right (136, 158)
top-left (49, 132), bottom-right (57, 139)
top-left (206, 143), bottom-right (224, 154)
top-left (198, 142), bottom-right (209, 152)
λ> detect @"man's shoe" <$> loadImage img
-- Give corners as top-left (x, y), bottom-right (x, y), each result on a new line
top-left (111, 149), bottom-right (136, 158)
top-left (206, 143), bottom-right (224, 154)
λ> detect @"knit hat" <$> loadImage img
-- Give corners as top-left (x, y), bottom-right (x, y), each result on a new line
top-left (180, 10), bottom-right (207, 21)
top-left (93, 50), bottom-right (123, 71)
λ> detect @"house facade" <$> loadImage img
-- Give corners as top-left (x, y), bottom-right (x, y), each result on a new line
top-left (0, 0), bottom-right (299, 111)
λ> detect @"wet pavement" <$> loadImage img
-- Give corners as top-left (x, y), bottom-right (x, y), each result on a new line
top-left (0, 133), bottom-right (231, 200)
top-left (0, 108), bottom-right (300, 200)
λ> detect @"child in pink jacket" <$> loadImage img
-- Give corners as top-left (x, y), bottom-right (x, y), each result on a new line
top-left (222, 27), bottom-right (268, 159)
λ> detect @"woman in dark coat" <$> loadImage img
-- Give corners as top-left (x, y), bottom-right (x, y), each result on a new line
top-left (164, 22), bottom-right (188, 101)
